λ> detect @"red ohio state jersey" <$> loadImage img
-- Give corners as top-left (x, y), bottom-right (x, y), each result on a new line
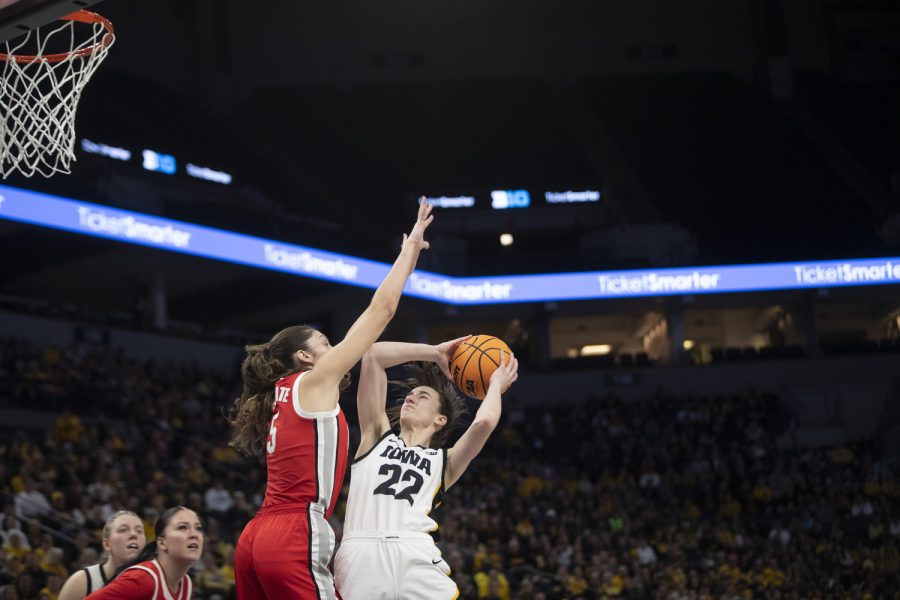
top-left (84, 559), bottom-right (192, 600)
top-left (261, 371), bottom-right (349, 518)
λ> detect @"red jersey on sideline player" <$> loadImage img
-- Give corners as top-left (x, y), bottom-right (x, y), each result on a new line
top-left (84, 559), bottom-right (192, 600)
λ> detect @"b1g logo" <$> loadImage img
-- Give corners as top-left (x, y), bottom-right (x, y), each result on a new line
top-left (491, 189), bottom-right (530, 209)
top-left (142, 149), bottom-right (177, 175)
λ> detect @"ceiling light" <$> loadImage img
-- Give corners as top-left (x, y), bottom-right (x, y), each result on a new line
top-left (581, 344), bottom-right (612, 356)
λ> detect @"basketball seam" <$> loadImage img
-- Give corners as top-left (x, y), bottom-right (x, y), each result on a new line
top-left (478, 353), bottom-right (488, 397)
top-left (478, 338), bottom-right (505, 396)
top-left (478, 342), bottom-right (508, 393)
top-left (455, 339), bottom-right (483, 388)
top-left (451, 343), bottom-right (478, 386)
top-left (481, 349), bottom-right (502, 368)
top-left (457, 336), bottom-right (495, 399)
top-left (457, 337), bottom-right (487, 396)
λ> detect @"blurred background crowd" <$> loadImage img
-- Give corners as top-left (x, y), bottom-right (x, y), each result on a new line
top-left (1, 337), bottom-right (897, 600)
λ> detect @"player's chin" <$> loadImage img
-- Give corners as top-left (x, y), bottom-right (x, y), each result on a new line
top-left (182, 543), bottom-right (203, 558)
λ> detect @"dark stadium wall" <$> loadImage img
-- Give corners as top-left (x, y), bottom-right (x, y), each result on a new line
top-left (228, 0), bottom-right (759, 88)
top-left (97, 0), bottom-right (833, 113)
top-left (783, 0), bottom-right (833, 72)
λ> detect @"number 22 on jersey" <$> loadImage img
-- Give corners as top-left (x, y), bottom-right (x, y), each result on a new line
top-left (374, 464), bottom-right (424, 504)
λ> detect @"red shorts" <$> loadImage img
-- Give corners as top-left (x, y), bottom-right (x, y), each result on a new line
top-left (235, 503), bottom-right (339, 600)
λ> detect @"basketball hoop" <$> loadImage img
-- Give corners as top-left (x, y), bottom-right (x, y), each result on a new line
top-left (0, 10), bottom-right (114, 178)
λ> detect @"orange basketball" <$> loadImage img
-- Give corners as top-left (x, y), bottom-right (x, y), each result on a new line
top-left (450, 335), bottom-right (512, 400)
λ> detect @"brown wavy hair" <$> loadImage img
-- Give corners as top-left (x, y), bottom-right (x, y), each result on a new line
top-left (386, 362), bottom-right (467, 449)
top-left (229, 325), bottom-right (350, 455)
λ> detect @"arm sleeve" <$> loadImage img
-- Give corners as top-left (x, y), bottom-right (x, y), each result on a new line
top-left (85, 569), bottom-right (152, 599)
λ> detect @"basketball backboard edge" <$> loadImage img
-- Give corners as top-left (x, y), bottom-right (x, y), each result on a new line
top-left (0, 0), bottom-right (105, 43)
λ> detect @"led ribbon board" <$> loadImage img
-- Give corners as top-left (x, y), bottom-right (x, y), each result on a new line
top-left (1, 184), bottom-right (899, 305)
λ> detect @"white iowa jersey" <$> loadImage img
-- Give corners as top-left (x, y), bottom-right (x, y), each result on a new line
top-left (344, 431), bottom-right (446, 534)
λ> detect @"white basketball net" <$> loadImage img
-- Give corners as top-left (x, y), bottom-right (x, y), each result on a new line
top-left (0, 14), bottom-right (114, 178)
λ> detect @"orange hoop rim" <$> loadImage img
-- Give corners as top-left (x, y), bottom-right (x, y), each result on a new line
top-left (0, 10), bottom-right (114, 64)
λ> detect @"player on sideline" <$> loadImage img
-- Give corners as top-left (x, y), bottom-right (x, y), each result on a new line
top-left (230, 200), bottom-right (435, 600)
top-left (59, 511), bottom-right (146, 599)
top-left (84, 506), bottom-right (203, 600)
top-left (334, 340), bottom-right (519, 600)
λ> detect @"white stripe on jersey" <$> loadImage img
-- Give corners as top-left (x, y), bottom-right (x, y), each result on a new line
top-left (291, 371), bottom-right (340, 419)
top-left (291, 372), bottom-right (304, 418)
top-left (128, 566), bottom-right (160, 599)
top-left (308, 505), bottom-right (337, 600)
top-left (126, 560), bottom-right (192, 600)
top-left (312, 415), bottom-right (339, 508)
top-left (343, 432), bottom-right (446, 535)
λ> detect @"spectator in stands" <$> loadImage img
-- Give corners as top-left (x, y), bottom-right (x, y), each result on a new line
top-left (202, 480), bottom-right (231, 519)
top-left (0, 503), bottom-right (20, 533)
top-left (14, 480), bottom-right (50, 521)
top-left (0, 584), bottom-right (17, 600)
top-left (39, 547), bottom-right (67, 580)
top-left (13, 572), bottom-right (37, 600)
top-left (1, 516), bottom-right (25, 550)
top-left (51, 410), bottom-right (84, 446)
top-left (2, 532), bottom-right (30, 562)
top-left (71, 548), bottom-right (98, 572)
top-left (37, 573), bottom-right (63, 600)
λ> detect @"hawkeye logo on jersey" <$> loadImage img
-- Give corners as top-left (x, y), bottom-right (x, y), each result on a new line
top-left (275, 386), bottom-right (290, 403)
top-left (380, 444), bottom-right (433, 476)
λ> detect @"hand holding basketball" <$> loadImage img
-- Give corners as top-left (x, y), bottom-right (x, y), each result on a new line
top-left (402, 198), bottom-right (434, 251)
top-left (489, 351), bottom-right (518, 395)
top-left (449, 335), bottom-right (514, 400)
top-left (434, 335), bottom-right (473, 380)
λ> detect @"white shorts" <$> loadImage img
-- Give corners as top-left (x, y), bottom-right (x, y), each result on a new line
top-left (334, 532), bottom-right (459, 600)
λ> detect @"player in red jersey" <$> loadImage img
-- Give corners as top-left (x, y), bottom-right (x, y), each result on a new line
top-left (85, 506), bottom-right (203, 600)
top-left (230, 200), bottom-right (435, 600)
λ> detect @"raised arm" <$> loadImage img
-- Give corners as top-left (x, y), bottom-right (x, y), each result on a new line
top-left (297, 201), bottom-right (433, 413)
top-left (356, 337), bottom-right (469, 458)
top-left (446, 351), bottom-right (518, 489)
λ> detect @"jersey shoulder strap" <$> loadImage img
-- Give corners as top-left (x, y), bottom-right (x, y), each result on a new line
top-left (84, 563), bottom-right (106, 593)
top-left (127, 564), bottom-right (160, 598)
top-left (353, 429), bottom-right (395, 464)
top-left (82, 567), bottom-right (93, 593)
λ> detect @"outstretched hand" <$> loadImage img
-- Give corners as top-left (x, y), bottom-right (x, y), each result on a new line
top-left (489, 351), bottom-right (519, 395)
top-left (434, 335), bottom-right (472, 380)
top-left (403, 198), bottom-right (434, 252)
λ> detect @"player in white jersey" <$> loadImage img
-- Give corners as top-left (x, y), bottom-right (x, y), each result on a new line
top-left (334, 338), bottom-right (518, 600)
top-left (59, 511), bottom-right (146, 600)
